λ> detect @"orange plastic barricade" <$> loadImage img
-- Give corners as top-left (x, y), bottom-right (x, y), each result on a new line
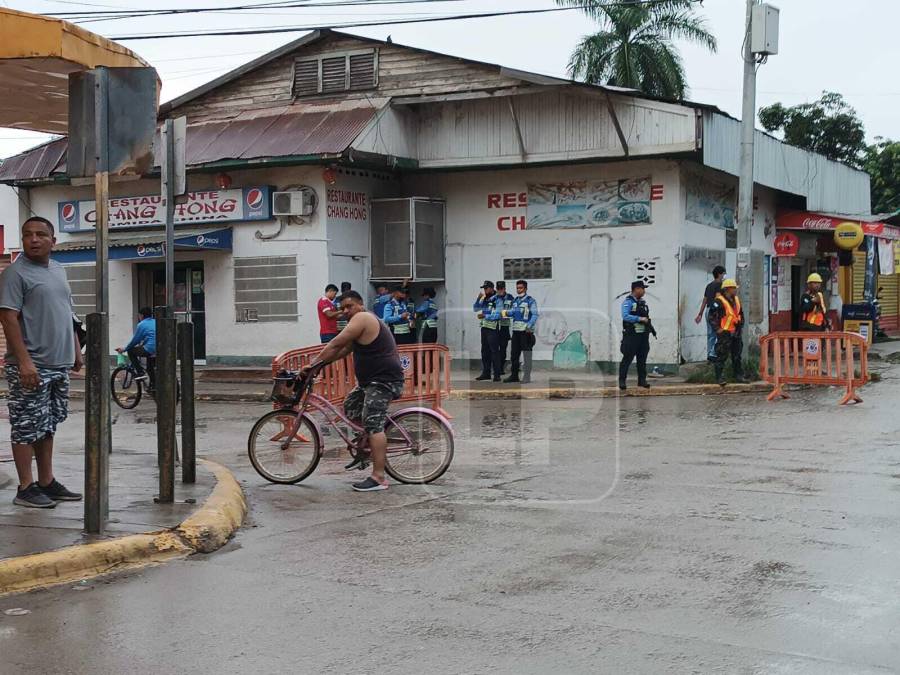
top-left (272, 343), bottom-right (452, 417)
top-left (759, 331), bottom-right (869, 405)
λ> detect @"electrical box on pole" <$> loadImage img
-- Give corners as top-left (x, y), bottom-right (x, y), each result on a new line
top-left (751, 4), bottom-right (780, 56)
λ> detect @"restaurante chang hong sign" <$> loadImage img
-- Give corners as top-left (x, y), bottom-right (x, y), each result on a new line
top-left (57, 186), bottom-right (272, 233)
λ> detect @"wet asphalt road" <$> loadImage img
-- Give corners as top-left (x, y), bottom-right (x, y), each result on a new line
top-left (3, 370), bottom-right (900, 674)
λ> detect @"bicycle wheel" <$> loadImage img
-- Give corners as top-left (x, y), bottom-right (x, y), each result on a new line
top-left (384, 409), bottom-right (454, 484)
top-left (111, 366), bottom-right (142, 409)
top-left (248, 410), bottom-right (321, 484)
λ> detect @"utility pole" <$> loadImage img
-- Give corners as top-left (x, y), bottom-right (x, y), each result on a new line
top-left (736, 0), bottom-right (759, 297)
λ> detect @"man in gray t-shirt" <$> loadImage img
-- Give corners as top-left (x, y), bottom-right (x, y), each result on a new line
top-left (0, 217), bottom-right (82, 508)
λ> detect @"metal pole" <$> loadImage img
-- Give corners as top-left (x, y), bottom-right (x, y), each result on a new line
top-left (178, 322), bottom-right (196, 484)
top-left (156, 309), bottom-right (177, 502)
top-left (84, 67), bottom-right (111, 534)
top-left (736, 0), bottom-right (758, 296)
top-left (84, 313), bottom-right (109, 534)
top-left (163, 118), bottom-right (176, 316)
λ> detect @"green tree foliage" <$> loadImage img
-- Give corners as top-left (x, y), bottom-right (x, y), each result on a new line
top-left (864, 139), bottom-right (900, 214)
top-left (758, 92), bottom-right (867, 168)
top-left (556, 0), bottom-right (717, 100)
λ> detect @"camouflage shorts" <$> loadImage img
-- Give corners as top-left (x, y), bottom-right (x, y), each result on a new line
top-left (343, 381), bottom-right (404, 434)
top-left (5, 364), bottom-right (70, 445)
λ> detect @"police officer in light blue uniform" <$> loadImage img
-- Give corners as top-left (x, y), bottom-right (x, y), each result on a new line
top-left (383, 286), bottom-right (414, 344)
top-left (474, 280), bottom-right (502, 381)
top-left (415, 287), bottom-right (439, 343)
top-left (494, 281), bottom-right (514, 375)
top-left (504, 279), bottom-right (538, 383)
top-left (619, 280), bottom-right (652, 390)
top-left (371, 283), bottom-right (391, 320)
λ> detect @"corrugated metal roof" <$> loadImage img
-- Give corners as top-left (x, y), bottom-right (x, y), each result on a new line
top-left (702, 112), bottom-right (872, 215)
top-left (0, 137), bottom-right (66, 181)
top-left (0, 105), bottom-right (380, 182)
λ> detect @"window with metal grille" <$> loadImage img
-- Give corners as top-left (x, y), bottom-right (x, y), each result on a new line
top-left (65, 264), bottom-right (96, 318)
top-left (503, 257), bottom-right (552, 281)
top-left (292, 49), bottom-right (378, 97)
top-left (233, 256), bottom-right (298, 323)
top-left (634, 258), bottom-right (658, 286)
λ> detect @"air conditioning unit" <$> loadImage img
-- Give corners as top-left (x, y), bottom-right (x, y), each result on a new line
top-left (273, 189), bottom-right (316, 217)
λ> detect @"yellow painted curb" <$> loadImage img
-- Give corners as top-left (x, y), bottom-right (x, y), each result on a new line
top-left (176, 459), bottom-right (247, 554)
top-left (0, 460), bottom-right (246, 596)
top-left (0, 532), bottom-right (190, 596)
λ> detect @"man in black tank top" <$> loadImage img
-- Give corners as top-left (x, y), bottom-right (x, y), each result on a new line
top-left (301, 290), bottom-right (404, 492)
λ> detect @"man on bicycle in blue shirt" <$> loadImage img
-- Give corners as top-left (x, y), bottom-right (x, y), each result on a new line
top-left (116, 307), bottom-right (156, 385)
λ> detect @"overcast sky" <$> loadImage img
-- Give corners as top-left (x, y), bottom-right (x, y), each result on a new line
top-left (1, 0), bottom-right (898, 159)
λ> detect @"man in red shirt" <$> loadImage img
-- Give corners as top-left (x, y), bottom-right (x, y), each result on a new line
top-left (317, 284), bottom-right (341, 343)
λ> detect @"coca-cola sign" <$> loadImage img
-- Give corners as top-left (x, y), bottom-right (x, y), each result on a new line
top-left (777, 210), bottom-right (900, 241)
top-left (802, 217), bottom-right (834, 230)
top-left (773, 232), bottom-right (800, 256)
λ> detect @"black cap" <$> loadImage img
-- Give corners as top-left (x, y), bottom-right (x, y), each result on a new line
top-left (631, 280), bottom-right (648, 290)
top-left (481, 280), bottom-right (495, 289)
top-left (496, 280), bottom-right (506, 289)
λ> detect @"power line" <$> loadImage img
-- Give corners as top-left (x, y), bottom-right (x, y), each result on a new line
top-left (52, 0), bottom-right (473, 22)
top-left (108, 1), bottom-right (702, 41)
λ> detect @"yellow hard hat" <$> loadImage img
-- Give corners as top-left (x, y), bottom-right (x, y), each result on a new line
top-left (720, 278), bottom-right (738, 289)
top-left (807, 272), bottom-right (823, 284)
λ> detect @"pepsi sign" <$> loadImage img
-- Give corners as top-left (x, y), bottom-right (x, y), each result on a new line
top-left (57, 186), bottom-right (273, 233)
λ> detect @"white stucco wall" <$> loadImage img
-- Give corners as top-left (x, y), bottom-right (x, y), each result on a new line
top-left (402, 159), bottom-right (685, 367)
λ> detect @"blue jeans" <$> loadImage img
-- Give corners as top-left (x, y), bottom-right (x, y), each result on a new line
top-left (706, 315), bottom-right (716, 360)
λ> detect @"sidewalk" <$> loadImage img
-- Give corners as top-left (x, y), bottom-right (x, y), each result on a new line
top-left (0, 406), bottom-right (246, 595)
top-left (0, 444), bottom-right (213, 560)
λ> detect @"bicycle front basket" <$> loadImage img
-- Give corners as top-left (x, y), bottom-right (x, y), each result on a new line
top-left (270, 371), bottom-right (298, 405)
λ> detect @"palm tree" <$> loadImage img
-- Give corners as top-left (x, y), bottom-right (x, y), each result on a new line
top-left (556, 0), bottom-right (717, 100)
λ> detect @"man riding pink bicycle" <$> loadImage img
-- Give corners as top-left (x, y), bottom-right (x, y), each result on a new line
top-left (247, 290), bottom-right (453, 491)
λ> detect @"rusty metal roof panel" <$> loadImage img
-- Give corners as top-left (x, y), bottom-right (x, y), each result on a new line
top-left (245, 110), bottom-right (329, 158)
top-left (1, 105), bottom-right (380, 181)
top-left (0, 137), bottom-right (66, 181)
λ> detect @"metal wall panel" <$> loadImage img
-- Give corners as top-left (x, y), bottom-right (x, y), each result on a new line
top-left (701, 112), bottom-right (871, 215)
top-left (413, 91), bottom-right (697, 168)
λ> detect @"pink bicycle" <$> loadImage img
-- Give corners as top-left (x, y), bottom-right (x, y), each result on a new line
top-left (248, 364), bottom-right (454, 485)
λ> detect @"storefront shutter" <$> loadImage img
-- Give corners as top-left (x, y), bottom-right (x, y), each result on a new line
top-left (852, 250), bottom-right (866, 303)
top-left (877, 270), bottom-right (899, 332)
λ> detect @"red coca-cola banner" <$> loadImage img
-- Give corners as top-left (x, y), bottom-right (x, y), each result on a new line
top-left (777, 210), bottom-right (900, 240)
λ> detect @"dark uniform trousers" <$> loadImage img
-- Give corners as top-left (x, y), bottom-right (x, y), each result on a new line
top-left (714, 331), bottom-right (744, 379)
top-left (420, 326), bottom-right (438, 344)
top-left (498, 325), bottom-right (511, 372)
top-left (619, 331), bottom-right (650, 386)
top-left (509, 330), bottom-right (535, 373)
top-left (481, 327), bottom-right (502, 378)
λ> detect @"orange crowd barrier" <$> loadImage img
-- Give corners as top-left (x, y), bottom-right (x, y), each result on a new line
top-left (759, 331), bottom-right (869, 405)
top-left (272, 343), bottom-right (452, 417)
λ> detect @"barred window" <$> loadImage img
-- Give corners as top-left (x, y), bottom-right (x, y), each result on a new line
top-left (233, 256), bottom-right (298, 323)
top-left (292, 49), bottom-right (378, 97)
top-left (503, 257), bottom-right (552, 281)
top-left (65, 264), bottom-right (96, 318)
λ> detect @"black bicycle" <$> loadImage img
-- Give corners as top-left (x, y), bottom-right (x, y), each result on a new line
top-left (111, 357), bottom-right (179, 410)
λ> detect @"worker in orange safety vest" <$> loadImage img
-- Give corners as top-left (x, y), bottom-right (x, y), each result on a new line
top-left (707, 278), bottom-right (750, 386)
top-left (800, 272), bottom-right (829, 331)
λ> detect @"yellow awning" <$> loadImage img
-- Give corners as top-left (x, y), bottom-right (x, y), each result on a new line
top-left (0, 8), bottom-right (153, 134)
